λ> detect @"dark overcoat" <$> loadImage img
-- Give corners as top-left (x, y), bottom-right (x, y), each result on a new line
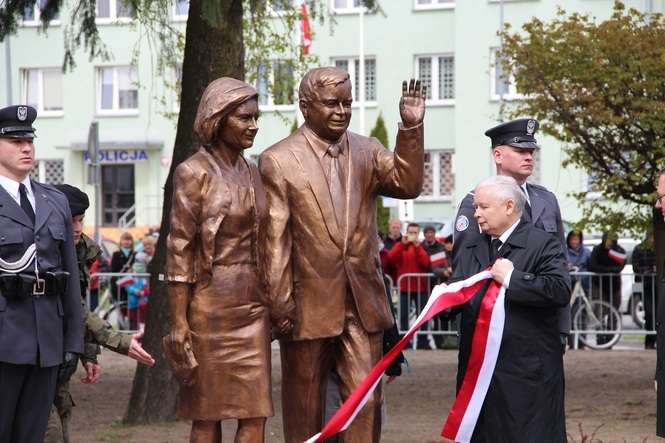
top-left (452, 182), bottom-right (571, 335)
top-left (451, 220), bottom-right (571, 443)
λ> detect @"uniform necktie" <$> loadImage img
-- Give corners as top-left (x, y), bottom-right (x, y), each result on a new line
top-left (490, 238), bottom-right (502, 262)
top-left (520, 185), bottom-right (532, 219)
top-left (19, 183), bottom-right (35, 225)
top-left (327, 143), bottom-right (345, 227)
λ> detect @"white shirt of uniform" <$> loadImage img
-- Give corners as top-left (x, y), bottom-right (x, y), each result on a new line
top-left (0, 175), bottom-right (36, 212)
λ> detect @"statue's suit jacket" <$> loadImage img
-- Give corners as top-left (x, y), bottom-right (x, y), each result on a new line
top-left (0, 181), bottom-right (83, 367)
top-left (259, 123), bottom-right (424, 341)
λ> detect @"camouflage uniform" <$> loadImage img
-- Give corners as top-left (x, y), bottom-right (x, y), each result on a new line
top-left (44, 234), bottom-right (133, 443)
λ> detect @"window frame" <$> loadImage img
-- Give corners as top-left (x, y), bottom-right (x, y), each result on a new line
top-left (95, 65), bottom-right (140, 116)
top-left (330, 0), bottom-right (364, 15)
top-left (490, 47), bottom-right (524, 101)
top-left (413, 0), bottom-right (456, 11)
top-left (20, 2), bottom-right (61, 27)
top-left (21, 67), bottom-right (64, 118)
top-left (330, 56), bottom-right (378, 106)
top-left (416, 150), bottom-right (455, 202)
top-left (414, 53), bottom-right (455, 106)
top-left (95, 0), bottom-right (136, 25)
top-left (255, 60), bottom-right (297, 111)
top-left (172, 0), bottom-right (189, 21)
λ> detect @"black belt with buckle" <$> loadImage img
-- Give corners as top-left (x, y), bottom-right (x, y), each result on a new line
top-left (0, 272), bottom-right (69, 297)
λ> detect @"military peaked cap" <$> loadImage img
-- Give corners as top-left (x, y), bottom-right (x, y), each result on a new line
top-left (0, 105), bottom-right (37, 139)
top-left (485, 118), bottom-right (540, 150)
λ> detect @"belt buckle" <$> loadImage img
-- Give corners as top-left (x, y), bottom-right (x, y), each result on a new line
top-left (33, 277), bottom-right (45, 296)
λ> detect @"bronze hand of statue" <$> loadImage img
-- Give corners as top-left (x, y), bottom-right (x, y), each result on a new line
top-left (399, 78), bottom-right (426, 128)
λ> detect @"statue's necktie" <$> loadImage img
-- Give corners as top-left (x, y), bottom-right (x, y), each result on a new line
top-left (327, 144), bottom-right (345, 228)
top-left (19, 183), bottom-right (35, 225)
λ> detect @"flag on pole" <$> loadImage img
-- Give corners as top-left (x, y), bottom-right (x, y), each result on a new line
top-left (300, 2), bottom-right (312, 55)
top-left (303, 271), bottom-right (506, 443)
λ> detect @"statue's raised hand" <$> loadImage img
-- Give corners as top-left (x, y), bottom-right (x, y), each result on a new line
top-left (399, 78), bottom-right (426, 128)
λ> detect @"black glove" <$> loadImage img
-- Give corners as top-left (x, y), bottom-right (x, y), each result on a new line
top-left (57, 352), bottom-right (79, 385)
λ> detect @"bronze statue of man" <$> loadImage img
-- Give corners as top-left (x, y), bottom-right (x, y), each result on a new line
top-left (259, 67), bottom-right (426, 442)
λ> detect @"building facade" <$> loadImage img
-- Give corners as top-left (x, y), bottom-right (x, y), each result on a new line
top-left (1, 0), bottom-right (661, 235)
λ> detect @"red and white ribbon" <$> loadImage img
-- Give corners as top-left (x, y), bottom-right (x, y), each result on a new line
top-left (303, 271), bottom-right (506, 443)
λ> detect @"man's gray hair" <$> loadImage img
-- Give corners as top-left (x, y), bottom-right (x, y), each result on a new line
top-left (475, 175), bottom-right (526, 214)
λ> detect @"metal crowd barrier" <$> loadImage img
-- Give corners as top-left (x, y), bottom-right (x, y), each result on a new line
top-left (87, 272), bottom-right (151, 332)
top-left (389, 271), bottom-right (658, 350)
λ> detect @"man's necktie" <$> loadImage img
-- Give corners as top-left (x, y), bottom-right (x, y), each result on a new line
top-left (19, 183), bottom-right (35, 225)
top-left (327, 144), bottom-right (345, 227)
top-left (520, 185), bottom-right (532, 219)
top-left (490, 238), bottom-right (502, 262)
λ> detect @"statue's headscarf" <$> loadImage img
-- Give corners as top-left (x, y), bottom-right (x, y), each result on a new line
top-left (193, 77), bottom-right (258, 147)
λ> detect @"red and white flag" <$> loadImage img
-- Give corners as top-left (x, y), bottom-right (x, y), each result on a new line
top-left (429, 251), bottom-right (448, 268)
top-left (116, 275), bottom-right (135, 288)
top-left (303, 271), bottom-right (506, 443)
top-left (300, 1), bottom-right (312, 55)
top-left (608, 248), bottom-right (627, 265)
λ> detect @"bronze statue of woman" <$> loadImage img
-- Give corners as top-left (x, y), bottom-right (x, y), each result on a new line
top-left (164, 77), bottom-right (271, 443)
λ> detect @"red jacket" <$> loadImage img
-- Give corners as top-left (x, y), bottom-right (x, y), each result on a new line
top-left (387, 241), bottom-right (431, 293)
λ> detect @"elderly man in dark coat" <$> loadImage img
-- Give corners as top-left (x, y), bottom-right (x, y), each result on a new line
top-left (451, 175), bottom-right (571, 443)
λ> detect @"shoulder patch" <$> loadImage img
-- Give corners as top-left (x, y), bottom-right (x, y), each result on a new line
top-left (456, 215), bottom-right (469, 232)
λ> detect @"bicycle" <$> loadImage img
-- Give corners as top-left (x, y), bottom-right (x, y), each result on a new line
top-left (570, 278), bottom-right (622, 350)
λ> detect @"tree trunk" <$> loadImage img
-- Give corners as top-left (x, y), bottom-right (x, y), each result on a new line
top-left (124, 0), bottom-right (244, 423)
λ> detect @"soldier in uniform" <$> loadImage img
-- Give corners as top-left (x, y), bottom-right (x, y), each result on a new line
top-left (451, 118), bottom-right (570, 349)
top-left (44, 184), bottom-right (155, 443)
top-left (0, 105), bottom-right (84, 443)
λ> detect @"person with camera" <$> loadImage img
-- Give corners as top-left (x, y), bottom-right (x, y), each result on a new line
top-left (387, 222), bottom-right (432, 349)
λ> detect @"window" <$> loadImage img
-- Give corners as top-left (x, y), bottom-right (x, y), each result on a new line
top-left (21, 0), bottom-right (60, 25)
top-left (269, 0), bottom-right (296, 14)
top-left (415, 55), bottom-right (454, 104)
top-left (255, 61), bottom-right (295, 109)
top-left (96, 0), bottom-right (136, 21)
top-left (102, 165), bottom-right (135, 225)
top-left (22, 68), bottom-right (64, 116)
top-left (490, 48), bottom-right (522, 100)
top-left (414, 0), bottom-right (455, 10)
top-left (30, 160), bottom-right (65, 184)
top-left (420, 151), bottom-right (454, 199)
top-left (332, 57), bottom-right (377, 102)
top-left (332, 0), bottom-right (361, 13)
top-left (173, 0), bottom-right (188, 20)
top-left (97, 66), bottom-right (139, 115)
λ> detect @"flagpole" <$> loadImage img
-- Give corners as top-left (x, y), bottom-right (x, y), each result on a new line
top-left (358, 3), bottom-right (366, 135)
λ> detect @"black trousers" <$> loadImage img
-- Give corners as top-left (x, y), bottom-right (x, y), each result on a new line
top-left (0, 362), bottom-right (58, 443)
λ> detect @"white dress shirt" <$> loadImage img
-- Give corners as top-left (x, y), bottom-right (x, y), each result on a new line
top-left (0, 175), bottom-right (36, 212)
top-left (492, 217), bottom-right (521, 288)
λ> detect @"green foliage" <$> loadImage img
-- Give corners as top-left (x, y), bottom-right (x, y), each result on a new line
top-left (500, 1), bottom-right (665, 237)
top-left (370, 113), bottom-right (390, 232)
top-left (370, 112), bottom-right (389, 149)
top-left (290, 116), bottom-right (299, 134)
